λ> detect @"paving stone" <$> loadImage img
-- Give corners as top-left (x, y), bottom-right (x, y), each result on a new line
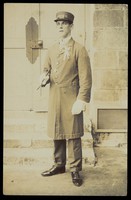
top-left (3, 147), bottom-right (127, 196)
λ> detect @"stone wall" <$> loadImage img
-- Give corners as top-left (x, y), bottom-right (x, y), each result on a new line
top-left (84, 4), bottom-right (128, 147)
top-left (89, 4), bottom-right (128, 123)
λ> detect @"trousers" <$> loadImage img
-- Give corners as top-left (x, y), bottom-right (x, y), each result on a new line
top-left (53, 138), bottom-right (82, 172)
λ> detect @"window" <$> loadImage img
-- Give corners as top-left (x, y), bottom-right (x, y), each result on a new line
top-left (97, 109), bottom-right (127, 129)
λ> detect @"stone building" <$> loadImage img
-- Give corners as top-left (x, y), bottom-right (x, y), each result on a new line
top-left (4, 4), bottom-right (128, 162)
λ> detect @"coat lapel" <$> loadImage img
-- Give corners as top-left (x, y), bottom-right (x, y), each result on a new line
top-left (67, 37), bottom-right (75, 48)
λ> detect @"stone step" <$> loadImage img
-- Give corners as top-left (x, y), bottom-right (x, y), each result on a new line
top-left (4, 111), bottom-right (90, 134)
top-left (3, 147), bottom-right (96, 166)
top-left (4, 117), bottom-right (48, 133)
top-left (4, 111), bottom-right (127, 149)
top-left (4, 111), bottom-right (50, 148)
top-left (4, 135), bottom-right (93, 148)
top-left (4, 111), bottom-right (94, 148)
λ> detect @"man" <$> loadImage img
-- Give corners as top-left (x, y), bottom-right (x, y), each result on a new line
top-left (40, 11), bottom-right (92, 187)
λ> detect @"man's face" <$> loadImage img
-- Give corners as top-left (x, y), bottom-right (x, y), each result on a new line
top-left (56, 21), bottom-right (73, 39)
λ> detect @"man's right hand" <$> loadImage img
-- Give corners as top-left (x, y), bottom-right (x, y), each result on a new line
top-left (39, 73), bottom-right (49, 87)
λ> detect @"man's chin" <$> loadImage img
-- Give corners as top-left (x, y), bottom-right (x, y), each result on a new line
top-left (58, 33), bottom-right (66, 38)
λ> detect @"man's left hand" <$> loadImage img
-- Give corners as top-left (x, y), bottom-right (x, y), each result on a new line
top-left (71, 100), bottom-right (86, 115)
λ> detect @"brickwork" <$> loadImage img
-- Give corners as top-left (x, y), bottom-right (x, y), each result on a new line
top-left (84, 4), bottom-right (128, 146)
top-left (92, 4), bottom-right (128, 107)
top-left (94, 10), bottom-right (124, 27)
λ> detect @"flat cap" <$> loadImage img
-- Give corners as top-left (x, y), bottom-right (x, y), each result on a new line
top-left (54, 11), bottom-right (74, 23)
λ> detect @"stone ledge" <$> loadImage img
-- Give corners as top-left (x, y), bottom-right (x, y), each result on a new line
top-left (4, 139), bottom-right (52, 148)
top-left (4, 139), bottom-right (93, 148)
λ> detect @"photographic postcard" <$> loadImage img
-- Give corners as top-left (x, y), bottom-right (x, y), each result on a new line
top-left (3, 3), bottom-right (128, 196)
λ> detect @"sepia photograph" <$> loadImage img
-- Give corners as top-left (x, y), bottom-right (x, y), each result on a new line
top-left (3, 3), bottom-right (128, 196)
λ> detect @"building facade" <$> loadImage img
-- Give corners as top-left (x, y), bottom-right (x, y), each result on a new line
top-left (4, 4), bottom-right (128, 148)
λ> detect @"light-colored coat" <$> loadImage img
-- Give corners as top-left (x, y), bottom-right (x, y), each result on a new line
top-left (43, 38), bottom-right (92, 139)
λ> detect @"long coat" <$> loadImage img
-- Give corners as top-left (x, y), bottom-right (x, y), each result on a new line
top-left (43, 38), bottom-right (92, 140)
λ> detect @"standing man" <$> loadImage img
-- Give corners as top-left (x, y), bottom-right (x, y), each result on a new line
top-left (40, 11), bottom-right (92, 187)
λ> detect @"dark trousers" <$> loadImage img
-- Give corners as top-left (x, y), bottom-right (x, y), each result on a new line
top-left (53, 138), bottom-right (82, 172)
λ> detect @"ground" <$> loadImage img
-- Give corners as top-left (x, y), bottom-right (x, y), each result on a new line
top-left (3, 146), bottom-right (127, 196)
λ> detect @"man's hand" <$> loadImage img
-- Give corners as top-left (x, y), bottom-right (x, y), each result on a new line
top-left (39, 72), bottom-right (49, 87)
top-left (71, 99), bottom-right (86, 115)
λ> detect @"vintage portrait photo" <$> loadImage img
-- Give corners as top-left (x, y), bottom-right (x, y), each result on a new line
top-left (3, 3), bottom-right (128, 196)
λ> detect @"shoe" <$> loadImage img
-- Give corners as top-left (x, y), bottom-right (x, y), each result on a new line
top-left (71, 171), bottom-right (83, 187)
top-left (41, 165), bottom-right (65, 176)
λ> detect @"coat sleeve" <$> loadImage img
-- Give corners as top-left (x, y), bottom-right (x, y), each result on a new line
top-left (77, 46), bottom-right (92, 103)
top-left (43, 50), bottom-right (51, 73)
top-left (42, 50), bottom-right (51, 85)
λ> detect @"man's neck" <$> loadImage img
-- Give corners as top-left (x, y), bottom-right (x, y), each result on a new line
top-left (59, 35), bottom-right (72, 46)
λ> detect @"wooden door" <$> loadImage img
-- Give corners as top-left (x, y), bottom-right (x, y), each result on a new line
top-left (4, 3), bottom-right (40, 111)
top-left (4, 3), bottom-right (86, 112)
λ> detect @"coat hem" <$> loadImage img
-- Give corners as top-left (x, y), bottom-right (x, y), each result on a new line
top-left (47, 133), bottom-right (84, 140)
